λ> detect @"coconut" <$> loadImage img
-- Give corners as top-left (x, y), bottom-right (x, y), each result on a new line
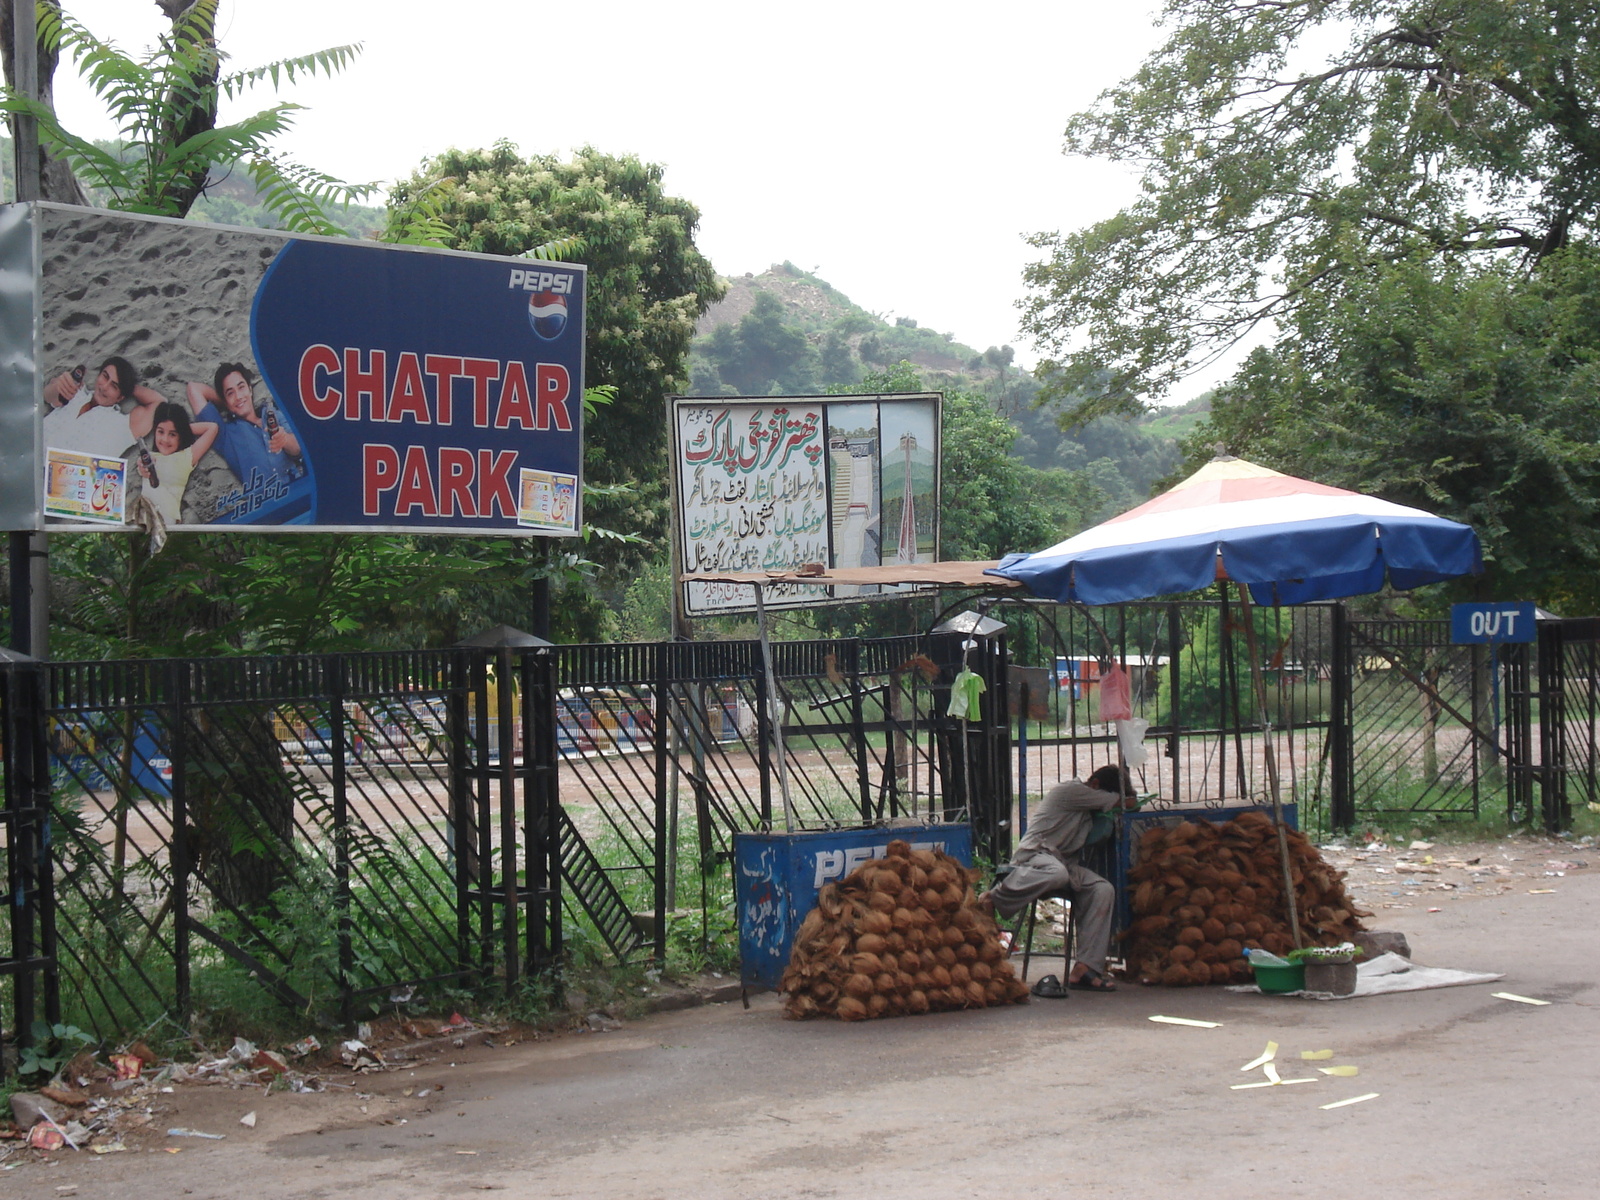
top-left (930, 965), bottom-right (953, 989)
top-left (874, 971), bottom-right (896, 994)
top-left (907, 989), bottom-right (930, 1014)
top-left (965, 980), bottom-right (988, 1007)
top-left (1201, 917), bottom-right (1227, 943)
top-left (836, 996), bottom-right (868, 1021)
top-left (859, 910), bottom-right (893, 936)
top-left (867, 994), bottom-right (889, 1017)
top-left (856, 932), bottom-right (888, 956)
top-left (1168, 943), bottom-right (1197, 965)
top-left (1209, 962), bottom-right (1232, 984)
top-left (1215, 938), bottom-right (1242, 961)
top-left (850, 952), bottom-right (883, 975)
top-left (1161, 963), bottom-right (1192, 987)
top-left (899, 950), bottom-right (922, 973)
top-left (949, 963), bottom-right (971, 987)
top-left (955, 942), bottom-right (978, 964)
top-left (844, 972), bottom-right (875, 998)
top-left (1176, 926), bottom-right (1205, 947)
top-left (868, 891), bottom-right (897, 914)
top-left (934, 945), bottom-right (957, 967)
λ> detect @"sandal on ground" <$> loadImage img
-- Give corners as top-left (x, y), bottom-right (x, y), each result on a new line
top-left (1069, 969), bottom-right (1117, 993)
top-left (1030, 973), bottom-right (1069, 999)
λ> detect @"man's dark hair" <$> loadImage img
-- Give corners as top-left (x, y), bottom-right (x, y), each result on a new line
top-left (99, 355), bottom-right (138, 399)
top-left (1089, 764), bottom-right (1130, 794)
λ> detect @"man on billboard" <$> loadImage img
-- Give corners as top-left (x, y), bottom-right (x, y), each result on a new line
top-left (186, 361), bottom-right (307, 521)
top-left (42, 356), bottom-right (166, 457)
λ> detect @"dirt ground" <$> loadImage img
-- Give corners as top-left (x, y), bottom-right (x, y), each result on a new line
top-left (6, 829), bottom-right (1597, 1199)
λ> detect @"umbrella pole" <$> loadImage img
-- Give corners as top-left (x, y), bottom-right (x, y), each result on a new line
top-left (1234, 583), bottom-right (1303, 949)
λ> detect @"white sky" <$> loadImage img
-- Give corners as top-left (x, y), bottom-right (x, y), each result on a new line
top-left (45, 1), bottom-right (1239, 401)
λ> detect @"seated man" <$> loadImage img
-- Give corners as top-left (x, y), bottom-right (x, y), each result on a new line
top-left (979, 763), bottom-right (1137, 993)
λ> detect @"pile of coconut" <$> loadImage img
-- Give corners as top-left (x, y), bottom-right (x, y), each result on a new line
top-left (1123, 810), bottom-right (1370, 987)
top-left (781, 839), bottom-right (1030, 1019)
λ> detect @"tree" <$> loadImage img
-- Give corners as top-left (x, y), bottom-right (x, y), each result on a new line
top-left (0, 1), bottom-right (368, 231)
top-left (1021, 0), bottom-right (1600, 417)
top-left (388, 143), bottom-right (725, 554)
top-left (698, 291), bottom-right (819, 394)
top-left (1198, 250), bottom-right (1600, 611)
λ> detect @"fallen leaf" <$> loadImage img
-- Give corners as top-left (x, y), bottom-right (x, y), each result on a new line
top-left (1320, 1092), bottom-right (1379, 1110)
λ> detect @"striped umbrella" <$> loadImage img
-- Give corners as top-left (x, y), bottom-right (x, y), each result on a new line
top-left (988, 455), bottom-right (1482, 946)
top-left (987, 455), bottom-right (1481, 605)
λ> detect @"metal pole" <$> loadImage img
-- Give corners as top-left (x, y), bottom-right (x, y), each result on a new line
top-left (1235, 582), bottom-right (1302, 949)
top-left (10, 0), bottom-right (48, 660)
top-left (753, 584), bottom-right (794, 831)
top-left (496, 646), bottom-right (518, 991)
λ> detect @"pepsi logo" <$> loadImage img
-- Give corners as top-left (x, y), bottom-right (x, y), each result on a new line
top-left (528, 291), bottom-right (568, 340)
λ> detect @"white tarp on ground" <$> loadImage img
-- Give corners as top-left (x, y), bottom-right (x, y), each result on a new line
top-left (1229, 952), bottom-right (1504, 1000)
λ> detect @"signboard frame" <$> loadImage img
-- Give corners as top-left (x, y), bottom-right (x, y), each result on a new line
top-left (0, 201), bottom-right (585, 537)
top-left (670, 392), bottom-right (942, 617)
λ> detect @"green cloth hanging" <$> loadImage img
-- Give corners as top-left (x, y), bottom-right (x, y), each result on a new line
top-left (947, 666), bottom-right (986, 721)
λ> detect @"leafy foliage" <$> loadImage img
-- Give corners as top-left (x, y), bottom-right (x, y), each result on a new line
top-left (1198, 250), bottom-right (1600, 611)
top-left (0, 0), bottom-right (371, 230)
top-left (1022, 0), bottom-right (1600, 415)
top-left (389, 142), bottom-right (723, 551)
top-left (19, 1020), bottom-right (95, 1081)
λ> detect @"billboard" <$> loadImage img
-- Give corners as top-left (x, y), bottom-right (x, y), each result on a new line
top-left (671, 393), bottom-right (940, 616)
top-left (0, 202), bottom-right (584, 535)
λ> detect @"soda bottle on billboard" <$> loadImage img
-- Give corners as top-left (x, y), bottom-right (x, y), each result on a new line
top-left (261, 395), bottom-right (304, 479)
top-left (69, 363), bottom-right (91, 407)
top-left (138, 436), bottom-right (159, 489)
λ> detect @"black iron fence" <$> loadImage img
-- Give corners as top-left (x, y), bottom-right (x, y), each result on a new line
top-left (4, 608), bottom-right (1596, 1075)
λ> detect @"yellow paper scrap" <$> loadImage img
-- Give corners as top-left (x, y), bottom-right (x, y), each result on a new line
top-left (1528, 889), bottom-right (1556, 894)
top-left (1263, 1062), bottom-right (1282, 1084)
top-left (1320, 1093), bottom-right (1380, 1110)
top-left (1301, 1049), bottom-right (1334, 1060)
top-left (1231, 1078), bottom-right (1318, 1090)
top-left (1492, 992), bottom-right (1552, 1006)
top-left (1318, 1065), bottom-right (1360, 1077)
top-left (1149, 1015), bottom-right (1222, 1028)
top-left (1241, 1041), bottom-right (1279, 1071)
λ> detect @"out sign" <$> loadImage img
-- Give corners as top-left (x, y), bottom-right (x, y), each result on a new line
top-left (1451, 602), bottom-right (1537, 644)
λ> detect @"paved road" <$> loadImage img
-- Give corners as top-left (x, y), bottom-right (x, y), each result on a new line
top-left (16, 866), bottom-right (1598, 1199)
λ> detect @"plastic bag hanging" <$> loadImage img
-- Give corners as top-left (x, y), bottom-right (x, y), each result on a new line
top-left (947, 666), bottom-right (986, 721)
top-left (1116, 717), bottom-right (1151, 768)
top-left (1098, 662), bottom-right (1133, 723)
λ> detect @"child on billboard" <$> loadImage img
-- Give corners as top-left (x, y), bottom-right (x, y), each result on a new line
top-left (134, 401), bottom-right (218, 525)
